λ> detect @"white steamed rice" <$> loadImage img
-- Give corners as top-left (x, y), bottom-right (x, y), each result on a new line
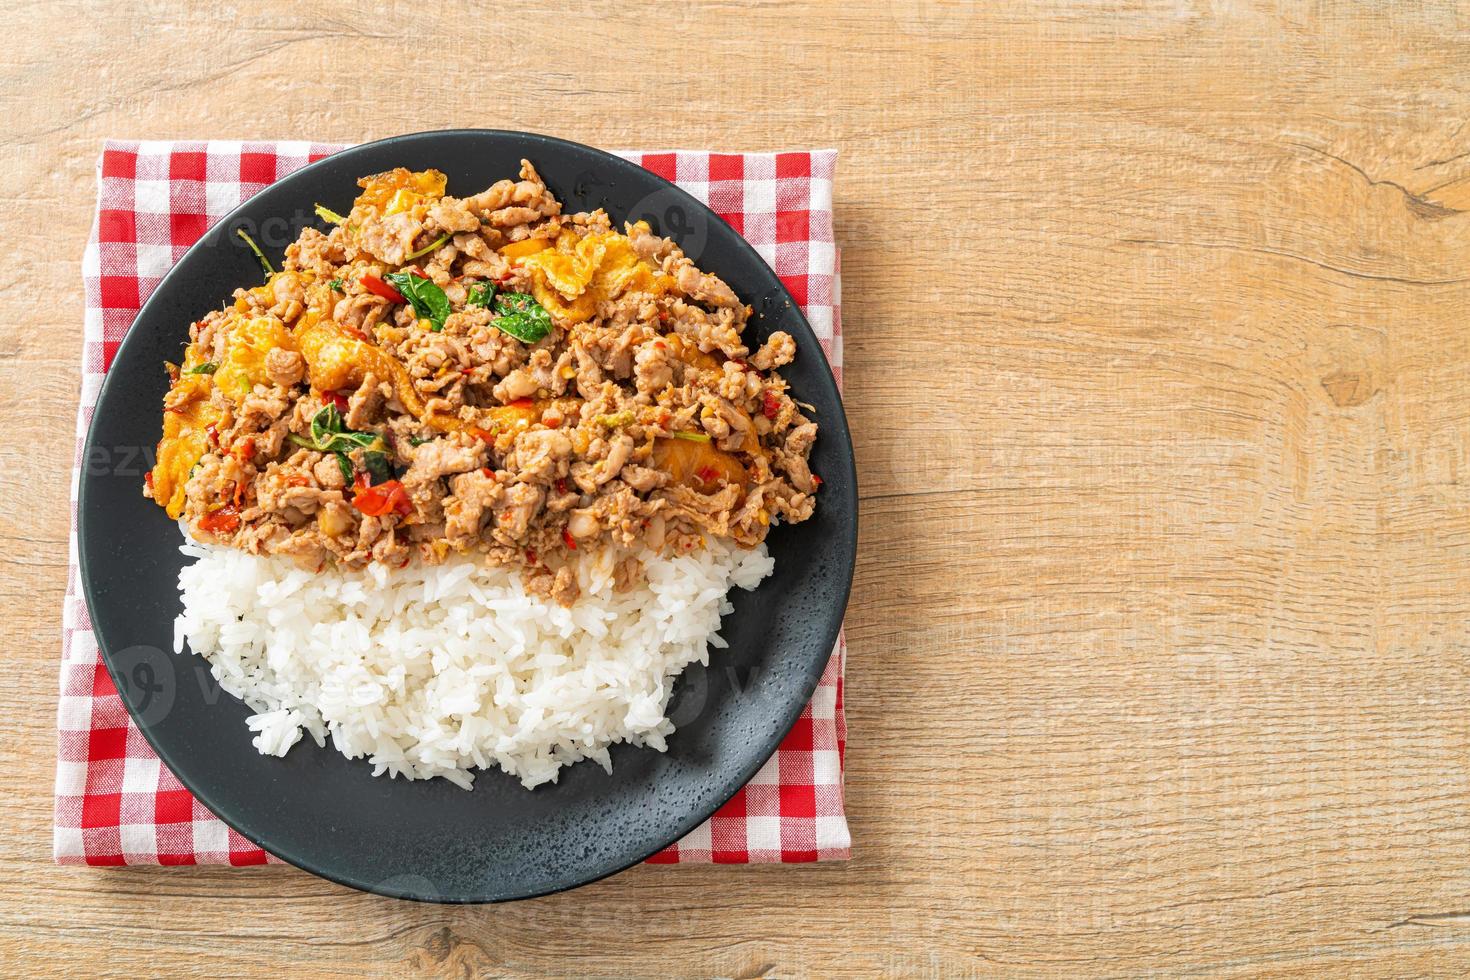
top-left (172, 538), bottom-right (773, 789)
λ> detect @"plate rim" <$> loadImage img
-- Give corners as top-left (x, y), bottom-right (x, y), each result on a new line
top-left (77, 128), bottom-right (857, 902)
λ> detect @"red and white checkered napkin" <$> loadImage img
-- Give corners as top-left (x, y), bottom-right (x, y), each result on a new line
top-left (56, 141), bottom-right (848, 867)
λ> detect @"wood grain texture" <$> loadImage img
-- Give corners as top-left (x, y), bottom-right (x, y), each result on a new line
top-left (5, 0), bottom-right (1470, 975)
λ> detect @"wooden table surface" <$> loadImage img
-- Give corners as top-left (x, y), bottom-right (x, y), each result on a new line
top-left (6, 1), bottom-right (1470, 975)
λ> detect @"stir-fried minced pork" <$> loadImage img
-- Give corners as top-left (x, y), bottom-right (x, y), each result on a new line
top-left (144, 162), bottom-right (822, 601)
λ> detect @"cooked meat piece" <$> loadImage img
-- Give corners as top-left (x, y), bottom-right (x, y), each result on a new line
top-left (507, 429), bottom-right (572, 485)
top-left (270, 274), bottom-right (306, 321)
top-left (404, 437), bottom-right (486, 485)
top-left (491, 482), bottom-right (544, 543)
top-left (345, 373), bottom-right (385, 430)
top-left (443, 470), bottom-right (502, 548)
top-left (550, 565), bottom-right (579, 605)
top-left (633, 339), bottom-right (673, 393)
top-left (626, 221), bottom-right (672, 264)
top-left (592, 433), bottom-right (633, 486)
top-left (265, 347), bottom-right (305, 387)
top-left (674, 262), bottom-right (740, 310)
top-left (256, 464), bottom-right (340, 516)
top-left (222, 387), bottom-right (293, 449)
top-left (750, 331), bottom-right (797, 371)
top-left (312, 454), bottom-right (347, 489)
top-left (460, 159), bottom-right (561, 230)
top-left (267, 529), bottom-right (330, 570)
top-left (493, 367), bottom-right (539, 402)
top-left (283, 228), bottom-right (343, 277)
top-left (355, 210), bottom-right (423, 265)
top-left (334, 293), bottom-right (391, 335)
top-left (399, 436), bottom-right (486, 522)
top-left (427, 198), bottom-right (482, 234)
top-left (785, 421), bottom-right (818, 456)
top-left (619, 464), bottom-right (665, 493)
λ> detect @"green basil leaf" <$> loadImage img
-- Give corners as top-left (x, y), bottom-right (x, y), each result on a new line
top-left (490, 291), bottom-right (551, 344)
top-left (384, 271), bottom-right (450, 332)
top-left (363, 450), bottom-right (392, 484)
top-left (409, 436), bottom-right (430, 446)
top-left (327, 278), bottom-right (345, 291)
top-left (465, 281), bottom-right (497, 309)
top-left (310, 404), bottom-right (345, 447)
top-left (296, 403), bottom-right (386, 457)
top-left (323, 431), bottom-right (380, 453)
top-left (182, 362), bottom-right (218, 375)
top-left (335, 453), bottom-right (354, 484)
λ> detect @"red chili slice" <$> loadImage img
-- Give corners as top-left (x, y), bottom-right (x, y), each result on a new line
top-left (199, 505), bottom-right (241, 535)
top-left (696, 465), bottom-right (722, 486)
top-left (762, 391), bottom-right (781, 420)
top-left (562, 529), bottom-right (577, 551)
top-left (359, 274), bottom-right (406, 304)
top-left (324, 390), bottom-right (350, 413)
top-left (352, 478), bottom-right (412, 518)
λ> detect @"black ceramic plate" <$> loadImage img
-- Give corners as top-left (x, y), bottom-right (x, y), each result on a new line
top-left (78, 130), bottom-right (856, 902)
